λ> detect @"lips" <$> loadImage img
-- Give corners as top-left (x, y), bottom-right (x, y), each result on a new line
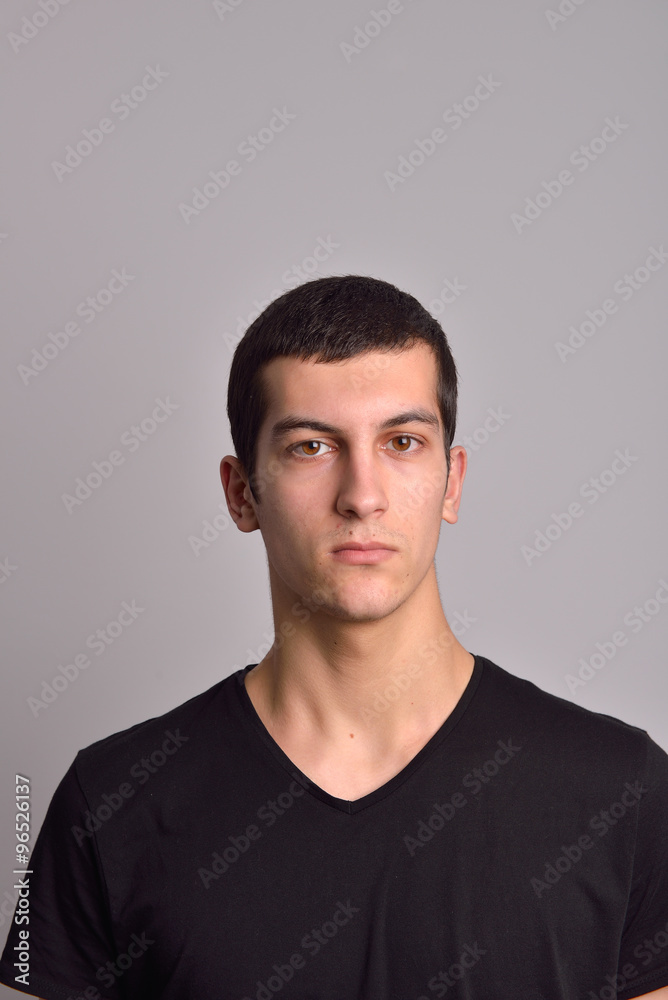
top-left (330, 542), bottom-right (397, 564)
top-left (331, 542), bottom-right (396, 552)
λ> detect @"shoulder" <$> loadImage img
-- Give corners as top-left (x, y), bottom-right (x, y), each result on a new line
top-left (475, 654), bottom-right (667, 777)
top-left (70, 667), bottom-right (247, 797)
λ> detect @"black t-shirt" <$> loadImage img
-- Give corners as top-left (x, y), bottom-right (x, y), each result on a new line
top-left (2, 653), bottom-right (668, 1000)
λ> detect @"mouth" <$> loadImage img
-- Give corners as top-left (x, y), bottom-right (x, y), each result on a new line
top-left (330, 542), bottom-right (397, 564)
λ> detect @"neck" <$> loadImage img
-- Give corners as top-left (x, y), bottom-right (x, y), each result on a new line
top-left (245, 565), bottom-right (475, 747)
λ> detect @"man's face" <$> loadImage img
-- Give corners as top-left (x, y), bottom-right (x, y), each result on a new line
top-left (237, 342), bottom-right (465, 623)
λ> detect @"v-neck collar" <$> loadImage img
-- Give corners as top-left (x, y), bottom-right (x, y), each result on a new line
top-left (233, 654), bottom-right (485, 815)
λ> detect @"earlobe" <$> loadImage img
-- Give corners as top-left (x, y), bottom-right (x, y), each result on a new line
top-left (441, 495), bottom-right (459, 525)
top-left (441, 445), bottom-right (467, 524)
top-left (220, 456), bottom-right (260, 533)
top-left (442, 504), bottom-right (459, 525)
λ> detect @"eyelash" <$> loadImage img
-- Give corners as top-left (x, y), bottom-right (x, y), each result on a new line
top-left (288, 435), bottom-right (424, 460)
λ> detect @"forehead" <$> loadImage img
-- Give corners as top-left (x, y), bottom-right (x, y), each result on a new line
top-left (259, 343), bottom-right (440, 423)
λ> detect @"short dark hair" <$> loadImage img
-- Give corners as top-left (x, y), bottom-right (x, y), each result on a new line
top-left (227, 275), bottom-right (459, 501)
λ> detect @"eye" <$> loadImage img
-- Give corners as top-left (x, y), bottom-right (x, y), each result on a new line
top-left (290, 440), bottom-right (334, 459)
top-left (387, 435), bottom-right (421, 453)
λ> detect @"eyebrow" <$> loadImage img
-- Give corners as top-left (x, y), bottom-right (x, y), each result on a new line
top-left (270, 408), bottom-right (441, 442)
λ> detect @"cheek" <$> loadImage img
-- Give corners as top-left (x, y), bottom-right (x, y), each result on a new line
top-left (269, 479), bottom-right (319, 526)
top-left (396, 470), bottom-right (447, 520)
top-left (256, 487), bottom-right (316, 559)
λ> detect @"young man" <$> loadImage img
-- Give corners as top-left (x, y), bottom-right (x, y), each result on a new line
top-left (1, 275), bottom-right (667, 999)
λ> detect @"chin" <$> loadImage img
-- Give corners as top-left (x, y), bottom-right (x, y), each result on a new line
top-left (313, 587), bottom-right (407, 623)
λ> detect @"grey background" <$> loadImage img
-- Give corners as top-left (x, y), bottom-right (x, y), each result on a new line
top-left (1, 0), bottom-right (667, 970)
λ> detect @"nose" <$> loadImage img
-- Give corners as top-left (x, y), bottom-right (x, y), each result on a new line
top-left (335, 448), bottom-right (390, 520)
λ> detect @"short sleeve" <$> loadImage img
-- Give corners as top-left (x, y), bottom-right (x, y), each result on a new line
top-left (616, 734), bottom-right (668, 1000)
top-left (0, 758), bottom-right (123, 1000)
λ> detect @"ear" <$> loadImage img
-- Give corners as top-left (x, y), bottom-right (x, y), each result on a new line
top-left (220, 455), bottom-right (260, 533)
top-left (441, 445), bottom-right (467, 525)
